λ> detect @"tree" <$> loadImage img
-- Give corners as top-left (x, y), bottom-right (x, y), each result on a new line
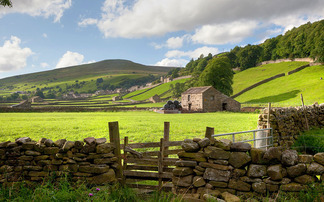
top-left (198, 57), bottom-right (233, 96)
top-left (35, 90), bottom-right (45, 98)
top-left (170, 83), bottom-right (187, 98)
top-left (0, 0), bottom-right (12, 7)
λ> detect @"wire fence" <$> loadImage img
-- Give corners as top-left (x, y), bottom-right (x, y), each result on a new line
top-left (212, 128), bottom-right (273, 149)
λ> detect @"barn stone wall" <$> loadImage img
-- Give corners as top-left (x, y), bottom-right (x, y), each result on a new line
top-left (202, 88), bottom-right (222, 112)
top-left (0, 137), bottom-right (118, 185)
top-left (182, 94), bottom-right (203, 112)
top-left (258, 103), bottom-right (324, 148)
top-left (173, 137), bottom-right (324, 200)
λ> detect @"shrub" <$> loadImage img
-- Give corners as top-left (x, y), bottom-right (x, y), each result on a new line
top-left (292, 129), bottom-right (324, 155)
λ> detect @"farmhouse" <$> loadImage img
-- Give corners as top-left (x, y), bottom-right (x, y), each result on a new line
top-left (181, 86), bottom-right (240, 112)
top-left (31, 96), bottom-right (43, 103)
top-left (149, 94), bottom-right (161, 103)
top-left (112, 96), bottom-right (123, 101)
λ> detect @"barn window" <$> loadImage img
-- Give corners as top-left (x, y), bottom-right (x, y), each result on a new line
top-left (210, 95), bottom-right (214, 101)
top-left (188, 95), bottom-right (190, 101)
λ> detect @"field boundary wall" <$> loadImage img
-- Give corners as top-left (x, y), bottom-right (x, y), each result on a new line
top-left (258, 103), bottom-right (324, 148)
top-left (172, 136), bottom-right (324, 200)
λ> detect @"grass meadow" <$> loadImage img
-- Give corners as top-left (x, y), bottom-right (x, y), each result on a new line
top-left (0, 111), bottom-right (258, 143)
top-left (236, 65), bottom-right (324, 105)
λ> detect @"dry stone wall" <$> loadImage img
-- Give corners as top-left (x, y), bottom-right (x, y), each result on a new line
top-left (258, 103), bottom-right (324, 148)
top-left (0, 137), bottom-right (118, 185)
top-left (173, 137), bottom-right (324, 201)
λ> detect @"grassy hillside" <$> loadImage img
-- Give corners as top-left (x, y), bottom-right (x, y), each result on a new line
top-left (235, 64), bottom-right (324, 106)
top-left (232, 61), bottom-right (309, 95)
top-left (126, 78), bottom-right (190, 101)
top-left (0, 59), bottom-right (173, 95)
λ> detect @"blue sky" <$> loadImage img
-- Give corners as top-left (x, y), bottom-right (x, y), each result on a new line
top-left (0, 0), bottom-right (323, 79)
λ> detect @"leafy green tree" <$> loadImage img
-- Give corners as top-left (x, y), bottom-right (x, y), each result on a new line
top-left (0, 0), bottom-right (12, 7)
top-left (237, 45), bottom-right (263, 70)
top-left (10, 93), bottom-right (19, 100)
top-left (198, 57), bottom-right (233, 96)
top-left (170, 83), bottom-right (188, 98)
top-left (35, 90), bottom-right (45, 98)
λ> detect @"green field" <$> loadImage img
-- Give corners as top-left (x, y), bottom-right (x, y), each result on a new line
top-left (128, 78), bottom-right (190, 101)
top-left (233, 61), bottom-right (309, 95)
top-left (0, 111), bottom-right (258, 143)
top-left (236, 65), bottom-right (324, 105)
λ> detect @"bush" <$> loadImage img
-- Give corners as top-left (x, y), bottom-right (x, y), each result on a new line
top-left (292, 129), bottom-right (324, 155)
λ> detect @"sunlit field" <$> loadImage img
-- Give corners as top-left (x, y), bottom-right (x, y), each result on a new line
top-left (0, 111), bottom-right (258, 143)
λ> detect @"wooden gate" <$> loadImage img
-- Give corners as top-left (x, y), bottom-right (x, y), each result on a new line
top-left (108, 121), bottom-right (183, 191)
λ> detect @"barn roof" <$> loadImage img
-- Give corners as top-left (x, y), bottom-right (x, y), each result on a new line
top-left (182, 86), bottom-right (214, 94)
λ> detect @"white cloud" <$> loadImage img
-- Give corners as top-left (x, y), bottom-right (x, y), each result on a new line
top-left (80, 0), bottom-right (324, 41)
top-left (78, 18), bottom-right (98, 27)
top-left (40, 62), bottom-right (49, 68)
top-left (55, 51), bottom-right (96, 68)
top-left (166, 37), bottom-right (185, 49)
top-left (42, 33), bottom-right (48, 38)
top-left (56, 51), bottom-right (84, 68)
top-left (191, 21), bottom-right (258, 45)
top-left (0, 0), bottom-right (72, 22)
top-left (155, 58), bottom-right (188, 67)
top-left (0, 36), bottom-right (33, 72)
top-left (165, 46), bottom-right (219, 59)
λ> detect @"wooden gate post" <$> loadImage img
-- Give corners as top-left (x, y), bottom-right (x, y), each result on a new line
top-left (109, 121), bottom-right (123, 183)
top-left (158, 138), bottom-right (165, 191)
top-left (205, 127), bottom-right (214, 139)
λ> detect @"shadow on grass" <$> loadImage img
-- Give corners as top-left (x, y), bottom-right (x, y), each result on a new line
top-left (245, 90), bottom-right (301, 103)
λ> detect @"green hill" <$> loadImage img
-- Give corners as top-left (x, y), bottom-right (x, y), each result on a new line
top-left (0, 59), bottom-right (173, 96)
top-left (232, 61), bottom-right (309, 95)
top-left (235, 64), bottom-right (324, 106)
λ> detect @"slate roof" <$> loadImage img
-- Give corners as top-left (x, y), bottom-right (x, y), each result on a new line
top-left (182, 86), bottom-right (213, 94)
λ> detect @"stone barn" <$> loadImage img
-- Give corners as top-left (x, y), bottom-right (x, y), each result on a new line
top-left (149, 94), bottom-right (161, 103)
top-left (181, 86), bottom-right (240, 112)
top-left (112, 96), bottom-right (123, 101)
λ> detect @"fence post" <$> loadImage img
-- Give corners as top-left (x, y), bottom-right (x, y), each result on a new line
top-left (163, 122), bottom-right (170, 171)
top-left (122, 136), bottom-right (128, 185)
top-left (300, 94), bottom-right (309, 130)
top-left (109, 121), bottom-right (123, 183)
top-left (267, 103), bottom-right (271, 149)
top-left (158, 138), bottom-right (165, 192)
top-left (205, 127), bottom-right (214, 139)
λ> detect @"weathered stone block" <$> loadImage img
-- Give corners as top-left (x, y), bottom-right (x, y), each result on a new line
top-left (178, 151), bottom-right (206, 162)
top-left (199, 162), bottom-right (232, 171)
top-left (175, 160), bottom-right (197, 167)
top-left (44, 147), bottom-right (59, 155)
top-left (213, 139), bottom-right (232, 151)
top-left (203, 168), bottom-right (231, 182)
top-left (250, 148), bottom-right (268, 164)
top-left (314, 153), bottom-right (324, 166)
top-left (228, 179), bottom-right (251, 191)
top-left (307, 162), bottom-right (324, 175)
top-left (209, 181), bottom-right (228, 188)
top-left (252, 182), bottom-right (266, 194)
top-left (263, 147), bottom-right (282, 163)
top-left (204, 146), bottom-right (230, 160)
top-left (267, 164), bottom-right (283, 181)
top-left (228, 152), bottom-right (251, 168)
top-left (173, 167), bottom-right (194, 176)
top-left (62, 141), bottom-right (75, 151)
top-left (44, 139), bottom-right (54, 147)
top-left (74, 141), bottom-right (84, 149)
top-left (173, 175), bottom-right (193, 187)
top-left (281, 150), bottom-right (298, 166)
top-left (94, 157), bottom-right (117, 164)
top-left (230, 142), bottom-right (251, 152)
top-left (247, 164), bottom-right (267, 178)
top-left (280, 183), bottom-right (307, 192)
top-left (15, 137), bottom-right (31, 145)
top-left (84, 137), bottom-right (96, 145)
top-left (193, 176), bottom-right (206, 187)
top-left (18, 155), bottom-right (33, 161)
top-left (96, 143), bottom-right (115, 154)
top-left (88, 169), bottom-right (116, 184)
top-left (298, 154), bottom-right (313, 164)
top-left (29, 171), bottom-right (48, 177)
top-left (23, 166), bottom-right (42, 171)
top-left (22, 142), bottom-right (36, 150)
top-left (181, 139), bottom-right (200, 152)
top-left (294, 174), bottom-right (317, 184)
top-left (240, 176), bottom-right (262, 183)
top-left (232, 169), bottom-right (246, 178)
top-left (79, 165), bottom-right (110, 174)
top-left (25, 150), bottom-right (41, 156)
top-left (266, 184), bottom-right (279, 192)
top-left (198, 138), bottom-right (210, 148)
top-left (54, 139), bottom-right (66, 148)
top-left (287, 164), bottom-right (306, 178)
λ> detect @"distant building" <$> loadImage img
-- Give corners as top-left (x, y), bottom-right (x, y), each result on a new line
top-left (149, 94), bottom-right (161, 103)
top-left (31, 96), bottom-right (43, 103)
top-left (181, 86), bottom-right (241, 112)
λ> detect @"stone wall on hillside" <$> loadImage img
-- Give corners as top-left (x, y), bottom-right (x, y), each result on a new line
top-left (172, 138), bottom-right (324, 201)
top-left (0, 137), bottom-right (118, 185)
top-left (258, 103), bottom-right (324, 148)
